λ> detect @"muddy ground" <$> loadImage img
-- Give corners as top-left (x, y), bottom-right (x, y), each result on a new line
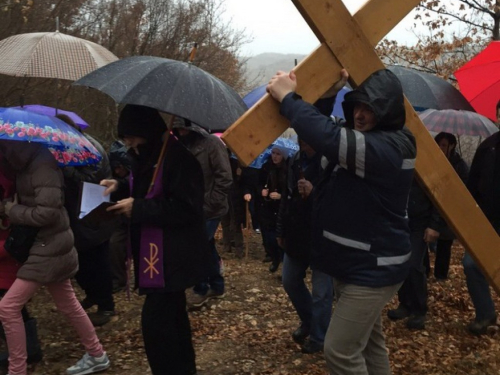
top-left (1, 232), bottom-right (499, 375)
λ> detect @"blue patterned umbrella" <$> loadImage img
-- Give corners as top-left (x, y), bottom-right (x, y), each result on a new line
top-left (0, 107), bottom-right (101, 166)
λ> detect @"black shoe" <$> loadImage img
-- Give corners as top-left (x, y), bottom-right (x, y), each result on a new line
top-left (301, 339), bottom-right (323, 354)
top-left (406, 314), bottom-right (426, 330)
top-left (80, 297), bottom-right (96, 310)
top-left (269, 262), bottom-right (279, 273)
top-left (292, 325), bottom-right (310, 345)
top-left (88, 310), bottom-right (116, 327)
top-left (387, 305), bottom-right (411, 321)
top-left (467, 315), bottom-right (497, 335)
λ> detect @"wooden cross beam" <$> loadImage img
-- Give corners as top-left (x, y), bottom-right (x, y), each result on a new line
top-left (222, 0), bottom-right (500, 294)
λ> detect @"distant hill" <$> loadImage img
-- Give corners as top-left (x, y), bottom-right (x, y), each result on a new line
top-left (242, 53), bottom-right (307, 92)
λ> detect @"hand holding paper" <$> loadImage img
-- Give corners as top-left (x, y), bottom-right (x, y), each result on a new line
top-left (100, 179), bottom-right (119, 196)
top-left (79, 182), bottom-right (117, 224)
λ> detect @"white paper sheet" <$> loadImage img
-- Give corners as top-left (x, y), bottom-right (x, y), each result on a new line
top-left (79, 182), bottom-right (111, 219)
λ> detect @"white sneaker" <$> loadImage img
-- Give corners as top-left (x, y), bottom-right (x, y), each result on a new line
top-left (66, 352), bottom-right (110, 375)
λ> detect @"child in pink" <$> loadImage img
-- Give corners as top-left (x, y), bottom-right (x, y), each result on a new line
top-left (0, 143), bottom-right (110, 375)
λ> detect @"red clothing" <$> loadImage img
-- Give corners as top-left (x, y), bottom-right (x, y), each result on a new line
top-left (0, 217), bottom-right (19, 290)
top-left (0, 162), bottom-right (18, 290)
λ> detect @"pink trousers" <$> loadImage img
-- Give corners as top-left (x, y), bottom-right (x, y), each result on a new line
top-left (0, 278), bottom-right (103, 375)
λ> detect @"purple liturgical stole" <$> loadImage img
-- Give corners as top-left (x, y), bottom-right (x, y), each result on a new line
top-left (130, 149), bottom-right (167, 289)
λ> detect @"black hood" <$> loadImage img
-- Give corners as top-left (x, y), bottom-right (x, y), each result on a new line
top-left (342, 69), bottom-right (406, 131)
top-left (117, 104), bottom-right (166, 144)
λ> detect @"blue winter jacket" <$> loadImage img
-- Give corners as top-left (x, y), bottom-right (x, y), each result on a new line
top-left (279, 69), bottom-right (416, 287)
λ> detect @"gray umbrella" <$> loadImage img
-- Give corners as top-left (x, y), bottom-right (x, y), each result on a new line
top-left (387, 65), bottom-right (474, 112)
top-left (74, 56), bottom-right (247, 132)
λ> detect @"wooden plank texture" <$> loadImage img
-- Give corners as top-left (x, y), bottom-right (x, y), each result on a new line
top-left (222, 0), bottom-right (421, 166)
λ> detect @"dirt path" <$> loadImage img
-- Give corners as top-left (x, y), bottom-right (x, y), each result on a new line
top-left (1, 233), bottom-right (499, 375)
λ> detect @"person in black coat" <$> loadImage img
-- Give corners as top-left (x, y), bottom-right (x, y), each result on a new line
top-left (257, 146), bottom-right (288, 272)
top-left (463, 131), bottom-right (499, 335)
top-left (102, 105), bottom-right (209, 375)
top-left (57, 114), bottom-right (116, 327)
top-left (221, 156), bottom-right (246, 258)
top-left (276, 139), bottom-right (333, 354)
top-left (427, 132), bottom-right (469, 280)
top-left (267, 68), bottom-right (416, 375)
top-left (108, 140), bottom-right (132, 293)
top-left (387, 179), bottom-right (443, 330)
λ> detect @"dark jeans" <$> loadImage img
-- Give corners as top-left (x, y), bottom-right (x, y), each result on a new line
top-left (142, 291), bottom-right (196, 375)
top-left (282, 254), bottom-right (333, 344)
top-left (397, 229), bottom-right (428, 315)
top-left (75, 241), bottom-right (114, 311)
top-left (193, 218), bottom-right (224, 295)
top-left (463, 252), bottom-right (496, 321)
top-left (261, 227), bottom-right (283, 266)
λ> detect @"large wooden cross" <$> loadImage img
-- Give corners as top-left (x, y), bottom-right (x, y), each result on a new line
top-left (222, 0), bottom-right (500, 294)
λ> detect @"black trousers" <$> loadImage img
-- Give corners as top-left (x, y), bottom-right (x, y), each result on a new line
top-left (434, 239), bottom-right (453, 279)
top-left (75, 241), bottom-right (114, 311)
top-left (109, 224), bottom-right (128, 289)
top-left (398, 228), bottom-right (428, 316)
top-left (142, 291), bottom-right (196, 375)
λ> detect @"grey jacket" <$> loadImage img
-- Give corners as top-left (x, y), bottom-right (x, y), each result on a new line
top-left (173, 122), bottom-right (232, 220)
top-left (0, 142), bottom-right (78, 284)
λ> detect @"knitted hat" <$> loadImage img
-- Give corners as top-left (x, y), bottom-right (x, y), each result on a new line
top-left (117, 105), bottom-right (166, 143)
top-left (271, 144), bottom-right (289, 160)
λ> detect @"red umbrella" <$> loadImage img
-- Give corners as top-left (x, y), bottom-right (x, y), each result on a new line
top-left (454, 41), bottom-right (500, 122)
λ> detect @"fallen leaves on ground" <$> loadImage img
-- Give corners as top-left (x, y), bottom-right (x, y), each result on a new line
top-left (2, 236), bottom-right (498, 375)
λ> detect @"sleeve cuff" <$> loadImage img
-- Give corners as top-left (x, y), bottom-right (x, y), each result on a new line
top-left (280, 92), bottom-right (303, 120)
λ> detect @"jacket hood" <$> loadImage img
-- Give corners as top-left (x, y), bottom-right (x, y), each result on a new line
top-left (0, 141), bottom-right (49, 171)
top-left (342, 69), bottom-right (406, 131)
top-left (172, 117), bottom-right (209, 138)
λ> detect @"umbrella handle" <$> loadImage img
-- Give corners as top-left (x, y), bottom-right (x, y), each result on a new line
top-left (147, 116), bottom-right (174, 194)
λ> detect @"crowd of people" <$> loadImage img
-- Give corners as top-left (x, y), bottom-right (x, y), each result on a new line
top-left (0, 70), bottom-right (498, 375)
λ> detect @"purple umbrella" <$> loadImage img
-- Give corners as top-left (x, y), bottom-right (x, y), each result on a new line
top-left (13, 105), bottom-right (89, 129)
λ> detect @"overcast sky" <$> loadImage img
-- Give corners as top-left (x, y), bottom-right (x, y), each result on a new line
top-left (223, 0), bottom-right (421, 56)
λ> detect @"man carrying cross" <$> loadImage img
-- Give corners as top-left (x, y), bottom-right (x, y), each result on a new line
top-left (267, 68), bottom-right (416, 374)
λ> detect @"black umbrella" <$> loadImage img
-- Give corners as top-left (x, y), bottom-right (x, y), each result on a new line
top-left (74, 56), bottom-right (247, 132)
top-left (387, 65), bottom-right (475, 112)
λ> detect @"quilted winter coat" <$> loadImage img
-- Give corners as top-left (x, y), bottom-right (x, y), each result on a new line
top-left (0, 141), bottom-right (78, 284)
